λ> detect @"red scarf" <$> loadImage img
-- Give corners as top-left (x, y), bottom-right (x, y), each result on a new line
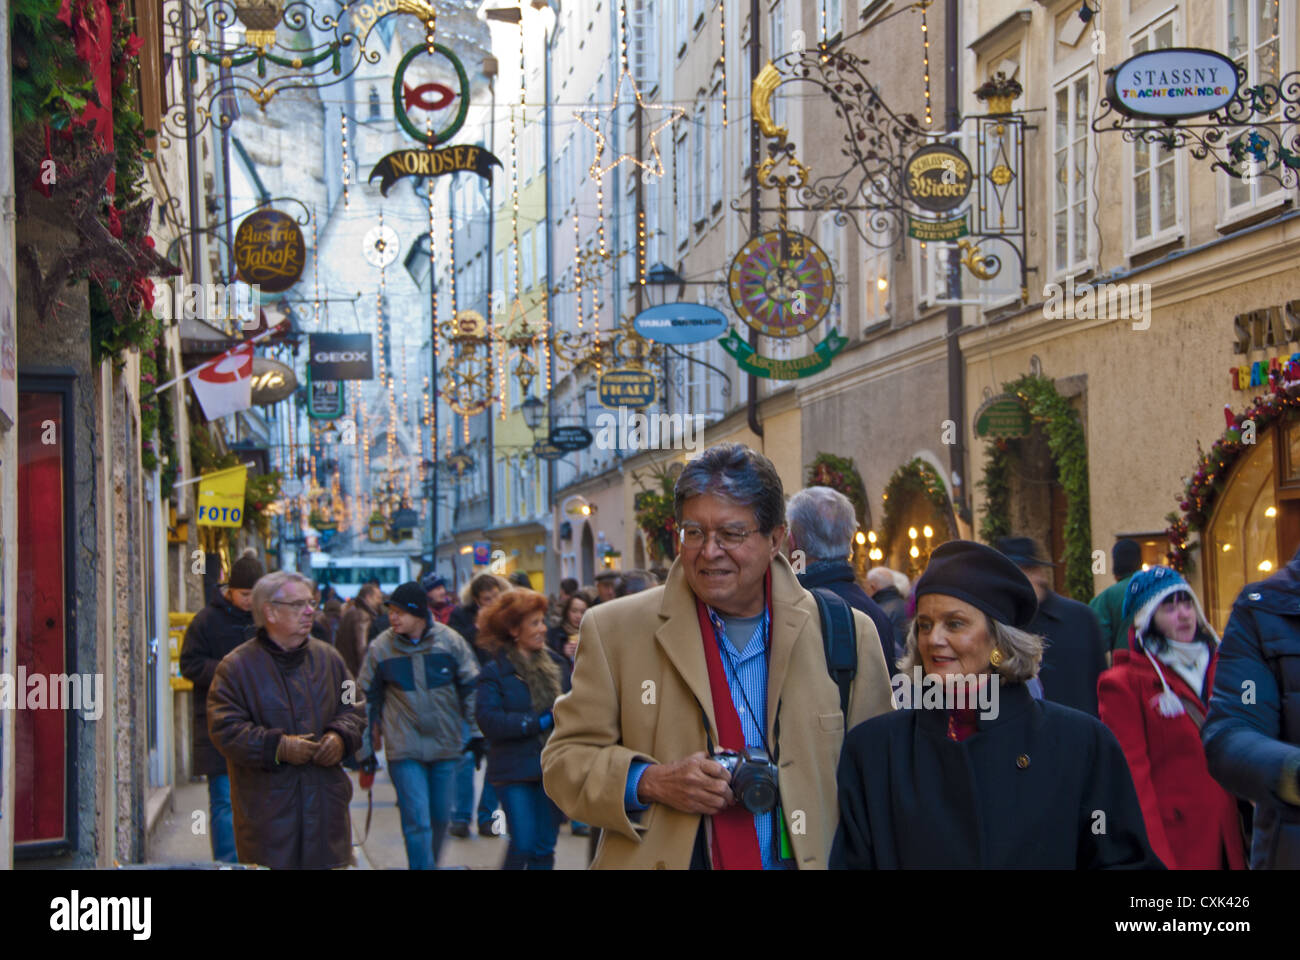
top-left (694, 571), bottom-right (771, 870)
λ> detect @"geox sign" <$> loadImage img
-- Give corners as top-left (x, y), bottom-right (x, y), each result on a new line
top-left (309, 333), bottom-right (374, 381)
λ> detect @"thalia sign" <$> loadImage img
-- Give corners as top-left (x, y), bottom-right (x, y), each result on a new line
top-left (1107, 47), bottom-right (1240, 121)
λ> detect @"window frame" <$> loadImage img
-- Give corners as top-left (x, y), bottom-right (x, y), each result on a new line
top-left (1049, 66), bottom-right (1095, 278)
top-left (1127, 12), bottom-right (1186, 254)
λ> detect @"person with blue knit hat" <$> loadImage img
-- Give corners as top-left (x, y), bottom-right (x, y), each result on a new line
top-left (832, 540), bottom-right (1162, 869)
top-left (1097, 566), bottom-right (1246, 869)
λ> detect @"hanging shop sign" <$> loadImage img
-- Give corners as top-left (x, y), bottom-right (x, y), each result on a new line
top-left (309, 333), bottom-right (374, 381)
top-left (233, 209), bottom-right (305, 293)
top-left (908, 213), bottom-right (969, 242)
top-left (598, 368), bottom-right (657, 408)
top-left (308, 379), bottom-right (345, 419)
top-left (393, 43), bottom-right (471, 145)
top-left (196, 465), bottom-right (247, 528)
top-left (718, 327), bottom-right (847, 380)
top-left (473, 541), bottom-right (491, 565)
top-left (729, 230), bottom-right (835, 338)
top-left (632, 302), bottom-right (728, 345)
top-left (973, 394), bottom-right (1031, 439)
top-left (904, 143), bottom-right (974, 213)
top-left (369, 143), bottom-right (503, 196)
top-left (250, 357), bottom-right (297, 406)
top-left (533, 439), bottom-right (565, 461)
top-left (1107, 48), bottom-right (1240, 122)
top-left (391, 508), bottom-right (419, 531)
top-left (549, 425), bottom-right (595, 452)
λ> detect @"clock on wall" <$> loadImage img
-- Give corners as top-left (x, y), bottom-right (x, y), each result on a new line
top-left (363, 224), bottom-right (400, 268)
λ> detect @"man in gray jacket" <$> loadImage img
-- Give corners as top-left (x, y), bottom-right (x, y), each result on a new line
top-left (357, 582), bottom-right (485, 869)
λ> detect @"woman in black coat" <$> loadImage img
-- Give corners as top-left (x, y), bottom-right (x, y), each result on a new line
top-left (830, 541), bottom-right (1164, 870)
top-left (475, 588), bottom-right (572, 869)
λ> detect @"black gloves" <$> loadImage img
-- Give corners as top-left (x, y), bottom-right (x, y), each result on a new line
top-left (466, 736), bottom-right (487, 770)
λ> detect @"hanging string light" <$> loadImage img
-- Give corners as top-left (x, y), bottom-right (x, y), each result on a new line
top-left (311, 205), bottom-right (321, 329)
top-left (720, 1), bottom-right (726, 127)
top-left (921, 2), bottom-right (932, 126)
top-left (341, 110), bottom-right (351, 210)
top-left (637, 208), bottom-right (647, 290)
top-left (573, 207), bottom-right (583, 331)
top-left (426, 130), bottom-right (438, 465)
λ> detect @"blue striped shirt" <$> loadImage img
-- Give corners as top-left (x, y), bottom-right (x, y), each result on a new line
top-left (626, 604), bottom-right (784, 869)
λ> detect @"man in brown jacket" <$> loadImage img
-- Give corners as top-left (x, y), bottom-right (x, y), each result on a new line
top-left (208, 571), bottom-right (367, 868)
top-left (542, 444), bottom-right (895, 869)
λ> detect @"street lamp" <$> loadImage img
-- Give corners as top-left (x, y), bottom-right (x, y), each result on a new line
top-left (521, 394), bottom-right (546, 432)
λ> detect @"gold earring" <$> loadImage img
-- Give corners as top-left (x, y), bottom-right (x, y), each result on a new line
top-left (990, 649), bottom-right (1003, 668)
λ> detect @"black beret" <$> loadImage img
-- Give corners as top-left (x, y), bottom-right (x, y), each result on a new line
top-left (914, 540), bottom-right (1038, 629)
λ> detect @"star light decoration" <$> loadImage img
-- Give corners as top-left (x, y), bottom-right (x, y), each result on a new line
top-left (575, 69), bottom-right (685, 181)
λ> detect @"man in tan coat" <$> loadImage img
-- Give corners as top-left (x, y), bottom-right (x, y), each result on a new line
top-left (542, 443), bottom-right (895, 869)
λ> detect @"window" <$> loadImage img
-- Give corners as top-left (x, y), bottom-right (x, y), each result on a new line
top-left (494, 251), bottom-right (506, 314)
top-left (692, 103), bottom-right (706, 223)
top-left (675, 129), bottom-right (689, 242)
top-left (368, 85), bottom-right (381, 120)
top-left (863, 251), bottom-right (890, 330)
top-left (522, 228), bottom-right (534, 291)
top-left (1053, 71), bottom-right (1091, 273)
top-left (1226, 0), bottom-right (1285, 211)
top-left (677, 0), bottom-right (688, 55)
top-left (769, 2), bottom-right (785, 67)
top-left (1131, 17), bottom-right (1180, 244)
top-left (823, 0), bottom-right (842, 40)
top-left (709, 92), bottom-right (723, 211)
top-left (496, 458), bottom-right (508, 522)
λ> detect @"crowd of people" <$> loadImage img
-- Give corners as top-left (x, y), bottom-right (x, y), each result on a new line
top-left (178, 440), bottom-right (1300, 870)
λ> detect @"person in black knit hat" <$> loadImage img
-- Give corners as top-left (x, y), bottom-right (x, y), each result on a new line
top-left (179, 547), bottom-right (263, 863)
top-left (831, 540), bottom-right (1163, 869)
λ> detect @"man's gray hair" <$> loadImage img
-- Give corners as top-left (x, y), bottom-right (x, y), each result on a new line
top-left (673, 443), bottom-right (785, 534)
top-left (251, 570), bottom-right (316, 628)
top-left (786, 487), bottom-right (856, 562)
top-left (865, 567), bottom-right (896, 592)
top-left (896, 614), bottom-right (1045, 683)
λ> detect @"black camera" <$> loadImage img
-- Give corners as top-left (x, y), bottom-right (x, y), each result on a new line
top-left (711, 746), bottom-right (779, 814)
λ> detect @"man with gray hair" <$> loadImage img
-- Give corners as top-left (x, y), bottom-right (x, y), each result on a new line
top-left (207, 570), bottom-right (367, 868)
top-left (864, 567), bottom-right (911, 664)
top-left (787, 486), bottom-right (898, 671)
top-left (543, 443), bottom-right (895, 869)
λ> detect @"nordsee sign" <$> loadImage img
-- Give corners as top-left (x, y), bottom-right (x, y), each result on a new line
top-left (633, 303), bottom-right (728, 345)
top-left (1107, 48), bottom-right (1240, 121)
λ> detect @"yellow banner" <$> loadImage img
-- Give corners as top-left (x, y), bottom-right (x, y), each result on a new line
top-left (197, 465), bottom-right (247, 527)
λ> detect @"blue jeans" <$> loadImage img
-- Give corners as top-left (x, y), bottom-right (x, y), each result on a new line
top-left (207, 774), bottom-right (238, 863)
top-left (497, 782), bottom-right (560, 870)
top-left (389, 758), bottom-right (457, 870)
top-left (453, 721), bottom-right (498, 826)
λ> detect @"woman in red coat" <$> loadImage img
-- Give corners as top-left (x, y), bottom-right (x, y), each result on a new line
top-left (1098, 566), bottom-right (1246, 869)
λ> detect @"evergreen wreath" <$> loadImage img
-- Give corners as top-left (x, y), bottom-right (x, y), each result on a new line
top-left (805, 453), bottom-right (869, 527)
top-left (976, 374), bottom-right (1094, 602)
top-left (880, 458), bottom-right (952, 559)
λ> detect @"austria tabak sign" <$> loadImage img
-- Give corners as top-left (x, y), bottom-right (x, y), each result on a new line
top-left (234, 209), bottom-right (305, 293)
top-left (1107, 48), bottom-right (1240, 121)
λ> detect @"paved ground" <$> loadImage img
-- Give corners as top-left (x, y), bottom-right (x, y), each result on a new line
top-left (148, 753), bottom-right (589, 870)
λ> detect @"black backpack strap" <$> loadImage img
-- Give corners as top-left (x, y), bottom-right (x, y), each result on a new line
top-left (811, 587), bottom-right (857, 716)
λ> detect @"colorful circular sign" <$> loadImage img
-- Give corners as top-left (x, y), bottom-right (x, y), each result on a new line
top-left (904, 143), bottom-right (973, 213)
top-left (234, 209), bottom-right (305, 293)
top-left (393, 43), bottom-right (470, 146)
top-left (1107, 47), bottom-right (1240, 121)
top-left (728, 231), bottom-right (835, 339)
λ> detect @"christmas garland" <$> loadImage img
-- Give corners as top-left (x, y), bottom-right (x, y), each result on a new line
top-left (977, 374), bottom-right (1094, 602)
top-left (805, 453), bottom-right (869, 526)
top-left (880, 458), bottom-right (951, 559)
top-left (1166, 368), bottom-right (1300, 573)
top-left (633, 462), bottom-right (678, 563)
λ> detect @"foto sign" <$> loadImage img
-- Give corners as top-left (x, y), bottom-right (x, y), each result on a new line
top-left (309, 333), bottom-right (374, 381)
top-left (533, 439), bottom-right (564, 461)
top-left (598, 368), bottom-right (656, 408)
top-left (632, 303), bottom-right (728, 345)
top-left (1107, 47), bottom-right (1240, 121)
top-left (549, 425), bottom-right (594, 452)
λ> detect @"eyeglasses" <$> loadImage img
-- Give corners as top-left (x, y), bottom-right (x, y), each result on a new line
top-left (678, 524), bottom-right (759, 550)
top-left (1158, 591), bottom-right (1194, 610)
top-left (270, 599), bottom-right (317, 613)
